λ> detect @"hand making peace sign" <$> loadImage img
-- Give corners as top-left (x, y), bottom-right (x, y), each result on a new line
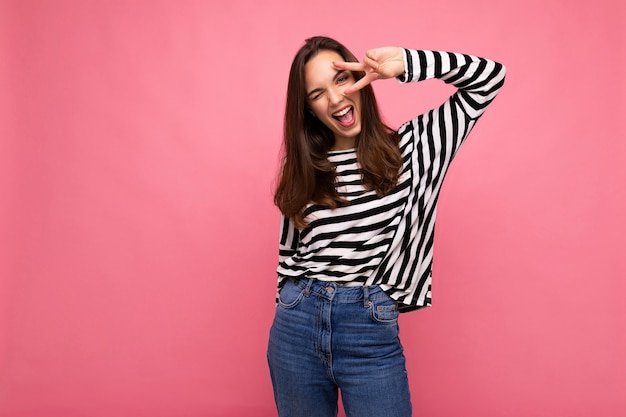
top-left (333, 46), bottom-right (405, 95)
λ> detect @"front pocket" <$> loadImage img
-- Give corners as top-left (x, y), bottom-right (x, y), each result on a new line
top-left (370, 300), bottom-right (399, 324)
top-left (277, 280), bottom-right (305, 309)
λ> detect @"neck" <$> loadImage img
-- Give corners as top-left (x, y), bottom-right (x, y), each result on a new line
top-left (331, 136), bottom-right (355, 151)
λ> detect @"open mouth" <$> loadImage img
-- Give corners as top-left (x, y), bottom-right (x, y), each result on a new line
top-left (332, 106), bottom-right (355, 127)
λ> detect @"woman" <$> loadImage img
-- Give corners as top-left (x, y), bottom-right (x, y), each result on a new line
top-left (268, 36), bottom-right (506, 417)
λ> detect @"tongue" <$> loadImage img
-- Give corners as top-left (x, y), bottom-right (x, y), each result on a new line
top-left (337, 109), bottom-right (353, 125)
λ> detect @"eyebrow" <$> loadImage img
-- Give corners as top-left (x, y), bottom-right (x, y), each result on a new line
top-left (307, 69), bottom-right (347, 98)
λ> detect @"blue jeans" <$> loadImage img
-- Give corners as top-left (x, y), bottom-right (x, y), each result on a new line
top-left (267, 278), bottom-right (412, 417)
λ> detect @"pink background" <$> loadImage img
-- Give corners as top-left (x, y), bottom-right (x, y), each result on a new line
top-left (1, 0), bottom-right (625, 416)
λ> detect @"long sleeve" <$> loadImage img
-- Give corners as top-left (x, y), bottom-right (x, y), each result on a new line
top-left (276, 214), bottom-right (300, 299)
top-left (375, 49), bottom-right (506, 310)
top-left (278, 214), bottom-right (299, 267)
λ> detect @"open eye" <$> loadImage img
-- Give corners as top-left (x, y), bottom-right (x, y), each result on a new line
top-left (337, 73), bottom-right (349, 84)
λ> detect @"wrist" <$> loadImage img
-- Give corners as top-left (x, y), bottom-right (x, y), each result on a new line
top-left (396, 48), bottom-right (409, 83)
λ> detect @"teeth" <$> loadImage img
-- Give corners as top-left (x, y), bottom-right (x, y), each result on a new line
top-left (333, 107), bottom-right (351, 117)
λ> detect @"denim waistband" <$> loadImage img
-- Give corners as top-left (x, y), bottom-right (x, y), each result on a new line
top-left (289, 277), bottom-right (391, 305)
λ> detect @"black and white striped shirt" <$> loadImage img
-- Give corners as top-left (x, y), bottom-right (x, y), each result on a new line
top-left (277, 49), bottom-right (506, 312)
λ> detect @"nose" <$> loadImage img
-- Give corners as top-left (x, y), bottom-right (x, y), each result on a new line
top-left (327, 86), bottom-right (344, 105)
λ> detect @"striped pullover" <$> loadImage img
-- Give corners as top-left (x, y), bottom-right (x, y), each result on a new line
top-left (277, 48), bottom-right (506, 312)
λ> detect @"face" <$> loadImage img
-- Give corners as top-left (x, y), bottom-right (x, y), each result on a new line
top-left (305, 50), bottom-right (362, 150)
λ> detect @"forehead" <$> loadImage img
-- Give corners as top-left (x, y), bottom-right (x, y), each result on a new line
top-left (305, 50), bottom-right (344, 89)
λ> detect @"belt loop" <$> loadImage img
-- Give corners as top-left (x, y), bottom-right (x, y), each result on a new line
top-left (363, 285), bottom-right (371, 307)
top-left (303, 278), bottom-right (314, 296)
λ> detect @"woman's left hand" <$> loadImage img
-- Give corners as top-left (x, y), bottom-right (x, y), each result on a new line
top-left (333, 46), bottom-right (405, 95)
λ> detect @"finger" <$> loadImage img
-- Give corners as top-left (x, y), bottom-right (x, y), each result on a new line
top-left (362, 56), bottom-right (379, 71)
top-left (345, 73), bottom-right (377, 95)
top-left (333, 61), bottom-right (366, 71)
top-left (365, 49), bottom-right (379, 61)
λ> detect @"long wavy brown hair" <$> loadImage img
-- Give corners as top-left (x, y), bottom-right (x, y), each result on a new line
top-left (274, 36), bottom-right (402, 229)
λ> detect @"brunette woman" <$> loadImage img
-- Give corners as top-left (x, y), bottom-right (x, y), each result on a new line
top-left (268, 36), bottom-right (506, 417)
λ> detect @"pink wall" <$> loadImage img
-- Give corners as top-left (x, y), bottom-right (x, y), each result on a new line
top-left (1, 1), bottom-right (625, 416)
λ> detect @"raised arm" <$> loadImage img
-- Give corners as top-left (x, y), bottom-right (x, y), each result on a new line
top-left (335, 47), bottom-right (506, 120)
top-left (398, 49), bottom-right (506, 120)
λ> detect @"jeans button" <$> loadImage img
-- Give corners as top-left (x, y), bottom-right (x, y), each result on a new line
top-left (324, 287), bottom-right (334, 294)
